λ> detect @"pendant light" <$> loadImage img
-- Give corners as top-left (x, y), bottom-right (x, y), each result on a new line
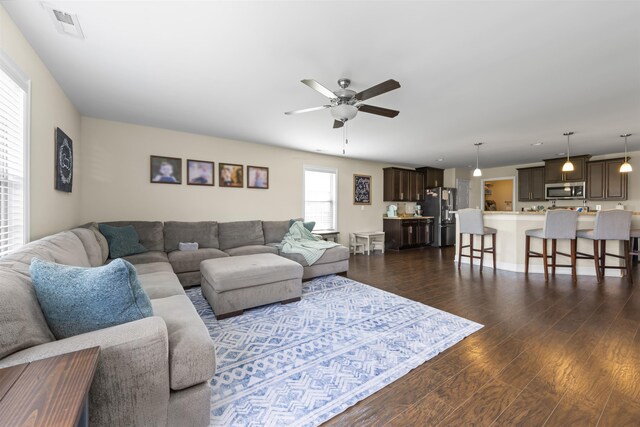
top-left (562, 132), bottom-right (574, 172)
top-left (473, 142), bottom-right (483, 177)
top-left (620, 133), bottom-right (632, 173)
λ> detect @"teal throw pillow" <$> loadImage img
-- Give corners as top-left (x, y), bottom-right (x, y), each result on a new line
top-left (30, 258), bottom-right (153, 339)
top-left (98, 224), bottom-right (148, 259)
top-left (289, 219), bottom-right (316, 232)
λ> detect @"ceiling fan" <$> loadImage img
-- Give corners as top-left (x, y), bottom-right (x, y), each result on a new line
top-left (285, 78), bottom-right (400, 128)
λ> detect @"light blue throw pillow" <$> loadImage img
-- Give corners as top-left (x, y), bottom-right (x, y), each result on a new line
top-left (30, 258), bottom-right (153, 339)
top-left (98, 223), bottom-right (148, 259)
top-left (289, 219), bottom-right (316, 232)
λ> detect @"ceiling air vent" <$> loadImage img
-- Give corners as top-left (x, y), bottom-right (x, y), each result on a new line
top-left (42, 3), bottom-right (84, 39)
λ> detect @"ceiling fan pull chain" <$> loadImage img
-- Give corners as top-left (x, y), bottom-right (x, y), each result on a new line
top-left (342, 122), bottom-right (346, 154)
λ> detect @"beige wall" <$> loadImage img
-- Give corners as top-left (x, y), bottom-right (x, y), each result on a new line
top-left (0, 6), bottom-right (82, 240)
top-left (79, 117), bottom-right (393, 245)
top-left (464, 153), bottom-right (640, 212)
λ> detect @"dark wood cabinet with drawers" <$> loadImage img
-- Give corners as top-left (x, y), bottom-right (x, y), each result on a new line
top-left (383, 167), bottom-right (425, 202)
top-left (383, 218), bottom-right (432, 250)
top-left (586, 158), bottom-right (628, 201)
top-left (544, 155), bottom-right (590, 183)
top-left (517, 166), bottom-right (545, 201)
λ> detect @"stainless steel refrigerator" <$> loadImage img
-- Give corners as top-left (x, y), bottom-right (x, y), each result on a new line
top-left (424, 187), bottom-right (457, 247)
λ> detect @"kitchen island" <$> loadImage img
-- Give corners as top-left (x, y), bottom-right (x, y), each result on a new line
top-left (455, 211), bottom-right (640, 276)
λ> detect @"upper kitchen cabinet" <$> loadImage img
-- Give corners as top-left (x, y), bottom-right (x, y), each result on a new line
top-left (416, 167), bottom-right (444, 188)
top-left (544, 155), bottom-right (590, 183)
top-left (383, 167), bottom-right (426, 202)
top-left (517, 166), bottom-right (545, 201)
top-left (586, 158), bottom-right (628, 201)
top-left (409, 171), bottom-right (425, 202)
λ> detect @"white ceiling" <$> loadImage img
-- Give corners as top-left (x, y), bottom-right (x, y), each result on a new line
top-left (4, 1), bottom-right (640, 169)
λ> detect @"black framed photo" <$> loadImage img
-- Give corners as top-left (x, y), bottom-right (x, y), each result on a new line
top-left (187, 159), bottom-right (214, 186)
top-left (353, 174), bottom-right (371, 205)
top-left (55, 127), bottom-right (73, 192)
top-left (150, 155), bottom-right (182, 184)
top-left (247, 165), bottom-right (269, 189)
top-left (219, 163), bottom-right (243, 187)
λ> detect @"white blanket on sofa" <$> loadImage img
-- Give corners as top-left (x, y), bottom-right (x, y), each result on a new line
top-left (279, 222), bottom-right (339, 265)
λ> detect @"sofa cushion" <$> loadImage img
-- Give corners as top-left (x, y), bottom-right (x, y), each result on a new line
top-left (278, 245), bottom-right (350, 267)
top-left (30, 258), bottom-right (153, 339)
top-left (224, 245), bottom-right (278, 257)
top-left (138, 271), bottom-right (186, 299)
top-left (164, 221), bottom-right (219, 252)
top-left (99, 224), bottom-right (148, 259)
top-left (218, 220), bottom-right (265, 250)
top-left (0, 268), bottom-right (54, 359)
top-left (262, 218), bottom-right (303, 244)
top-left (71, 228), bottom-right (106, 267)
top-left (151, 295), bottom-right (216, 390)
top-left (101, 221), bottom-right (165, 252)
top-left (135, 262), bottom-right (174, 275)
top-left (79, 222), bottom-right (109, 264)
top-left (167, 248), bottom-right (228, 274)
top-left (121, 251), bottom-right (169, 265)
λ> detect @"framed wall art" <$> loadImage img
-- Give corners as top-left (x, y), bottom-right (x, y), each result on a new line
top-left (353, 174), bottom-right (371, 205)
top-left (219, 163), bottom-right (243, 187)
top-left (55, 127), bottom-right (73, 193)
top-left (187, 159), bottom-right (214, 186)
top-left (247, 165), bottom-right (269, 189)
top-left (150, 155), bottom-right (182, 184)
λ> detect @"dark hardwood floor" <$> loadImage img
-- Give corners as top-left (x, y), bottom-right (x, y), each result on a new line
top-left (324, 247), bottom-right (640, 426)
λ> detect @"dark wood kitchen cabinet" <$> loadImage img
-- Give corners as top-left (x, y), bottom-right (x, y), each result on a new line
top-left (416, 167), bottom-right (444, 188)
top-left (544, 155), bottom-right (589, 183)
top-left (587, 158), bottom-right (628, 201)
top-left (383, 168), bottom-right (425, 202)
top-left (383, 218), bottom-right (432, 250)
top-left (517, 166), bottom-right (545, 202)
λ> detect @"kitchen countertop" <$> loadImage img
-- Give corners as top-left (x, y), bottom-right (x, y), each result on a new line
top-left (481, 211), bottom-right (640, 216)
top-left (383, 216), bottom-right (434, 220)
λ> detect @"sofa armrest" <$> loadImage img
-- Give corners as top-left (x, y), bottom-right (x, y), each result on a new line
top-left (0, 317), bottom-right (170, 427)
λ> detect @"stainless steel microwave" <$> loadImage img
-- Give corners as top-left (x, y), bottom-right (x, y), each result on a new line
top-left (545, 182), bottom-right (586, 200)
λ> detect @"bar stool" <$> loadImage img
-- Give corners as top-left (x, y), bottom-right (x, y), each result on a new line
top-left (457, 208), bottom-right (497, 271)
top-left (524, 210), bottom-right (578, 282)
top-left (576, 210), bottom-right (633, 283)
top-left (630, 228), bottom-right (639, 264)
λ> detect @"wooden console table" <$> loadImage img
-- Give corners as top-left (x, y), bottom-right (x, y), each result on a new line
top-left (0, 347), bottom-right (100, 427)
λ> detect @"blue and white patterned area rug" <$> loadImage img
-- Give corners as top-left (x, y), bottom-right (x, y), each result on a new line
top-left (186, 275), bottom-right (483, 427)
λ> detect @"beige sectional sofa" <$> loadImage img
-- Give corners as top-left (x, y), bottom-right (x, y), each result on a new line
top-left (0, 218), bottom-right (349, 426)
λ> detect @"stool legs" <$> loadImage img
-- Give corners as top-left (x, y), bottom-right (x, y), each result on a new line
top-left (492, 233), bottom-right (497, 268)
top-left (480, 235), bottom-right (485, 271)
top-left (571, 239), bottom-right (577, 282)
top-left (458, 233), bottom-right (463, 269)
top-left (542, 238), bottom-right (549, 282)
top-left (469, 235), bottom-right (474, 268)
top-left (624, 240), bottom-right (633, 284)
top-left (525, 235), bottom-right (531, 275)
top-left (593, 241), bottom-right (601, 283)
top-left (551, 239), bottom-right (557, 276)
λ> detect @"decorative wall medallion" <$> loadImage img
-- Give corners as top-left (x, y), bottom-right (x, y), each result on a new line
top-left (55, 127), bottom-right (73, 192)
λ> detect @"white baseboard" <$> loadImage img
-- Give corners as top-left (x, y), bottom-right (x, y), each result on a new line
top-left (454, 257), bottom-right (623, 277)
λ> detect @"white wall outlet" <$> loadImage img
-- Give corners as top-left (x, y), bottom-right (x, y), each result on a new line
top-left (595, 204), bottom-right (602, 211)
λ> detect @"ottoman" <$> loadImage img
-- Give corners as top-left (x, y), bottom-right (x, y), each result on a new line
top-left (201, 253), bottom-right (303, 319)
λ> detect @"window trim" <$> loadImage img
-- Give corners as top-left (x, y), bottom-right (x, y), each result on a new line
top-left (0, 49), bottom-right (31, 244)
top-left (302, 165), bottom-right (338, 232)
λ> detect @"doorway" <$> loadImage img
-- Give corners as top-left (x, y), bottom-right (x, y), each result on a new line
top-left (481, 177), bottom-right (515, 211)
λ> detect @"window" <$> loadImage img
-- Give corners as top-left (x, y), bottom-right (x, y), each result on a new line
top-left (304, 166), bottom-right (337, 231)
top-left (0, 52), bottom-right (30, 255)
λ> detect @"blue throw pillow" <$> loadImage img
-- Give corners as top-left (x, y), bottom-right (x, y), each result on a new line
top-left (30, 258), bottom-right (153, 339)
top-left (98, 224), bottom-right (148, 259)
top-left (289, 219), bottom-right (316, 232)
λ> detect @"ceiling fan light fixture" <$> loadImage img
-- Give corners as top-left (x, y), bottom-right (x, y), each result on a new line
top-left (330, 104), bottom-right (358, 121)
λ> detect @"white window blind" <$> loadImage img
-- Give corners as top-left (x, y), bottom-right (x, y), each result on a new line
top-left (304, 167), bottom-right (337, 231)
top-left (0, 55), bottom-right (29, 255)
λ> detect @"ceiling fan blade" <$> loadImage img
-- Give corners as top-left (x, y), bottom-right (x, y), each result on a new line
top-left (333, 120), bottom-right (344, 129)
top-left (301, 79), bottom-right (337, 99)
top-left (285, 105), bottom-right (331, 115)
top-left (355, 79), bottom-right (401, 101)
top-left (358, 104), bottom-right (400, 118)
